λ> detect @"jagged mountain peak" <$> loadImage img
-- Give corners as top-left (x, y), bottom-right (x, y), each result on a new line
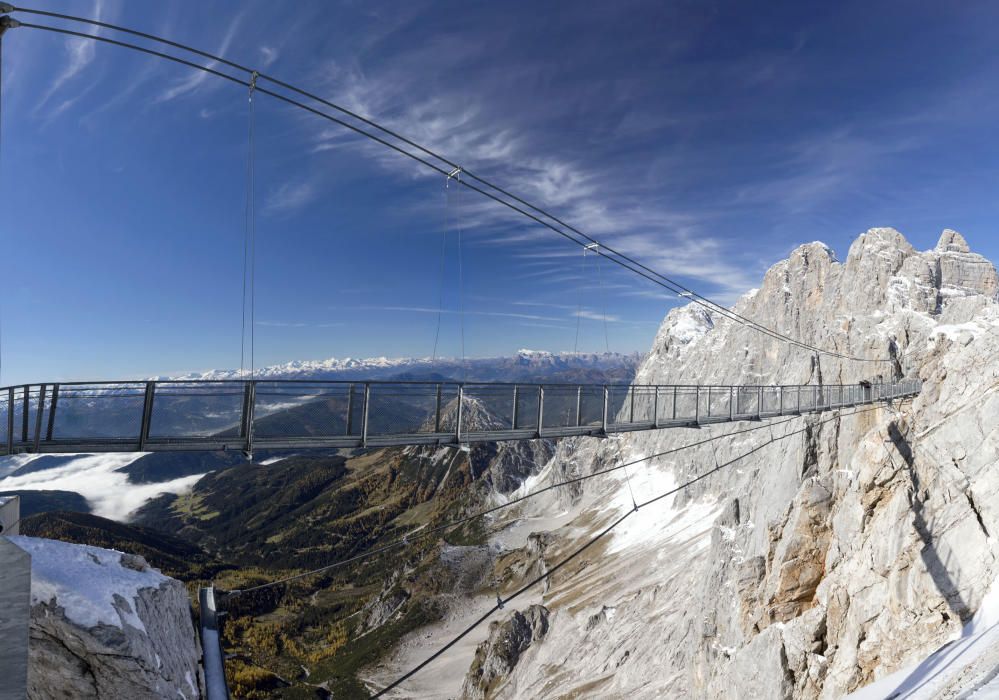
top-left (937, 228), bottom-right (971, 253)
top-left (481, 226), bottom-right (999, 700)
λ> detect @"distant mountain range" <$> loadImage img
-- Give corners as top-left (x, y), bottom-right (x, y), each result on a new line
top-left (164, 349), bottom-right (644, 384)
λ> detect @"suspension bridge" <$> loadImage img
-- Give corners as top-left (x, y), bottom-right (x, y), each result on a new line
top-left (0, 378), bottom-right (920, 456)
top-left (0, 6), bottom-right (927, 700)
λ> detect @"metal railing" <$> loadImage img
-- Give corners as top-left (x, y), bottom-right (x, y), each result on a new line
top-left (0, 378), bottom-right (921, 455)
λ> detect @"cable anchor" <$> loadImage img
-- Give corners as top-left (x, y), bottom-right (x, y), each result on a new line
top-left (0, 14), bottom-right (20, 36)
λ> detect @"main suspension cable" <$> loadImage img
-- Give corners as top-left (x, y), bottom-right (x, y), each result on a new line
top-left (6, 8), bottom-right (895, 365)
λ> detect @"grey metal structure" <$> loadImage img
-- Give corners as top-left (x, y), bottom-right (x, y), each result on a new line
top-left (199, 586), bottom-right (230, 700)
top-left (0, 536), bottom-right (30, 700)
top-left (0, 379), bottom-right (920, 455)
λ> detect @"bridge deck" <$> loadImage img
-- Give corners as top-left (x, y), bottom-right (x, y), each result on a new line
top-left (0, 379), bottom-right (920, 455)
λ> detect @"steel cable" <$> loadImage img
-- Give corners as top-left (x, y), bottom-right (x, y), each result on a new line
top-left (8, 9), bottom-right (895, 365)
top-left (371, 399), bottom-right (908, 696)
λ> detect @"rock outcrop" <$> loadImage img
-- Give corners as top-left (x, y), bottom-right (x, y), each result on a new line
top-left (461, 605), bottom-right (550, 700)
top-left (459, 228), bottom-right (999, 698)
top-left (10, 536), bottom-right (203, 699)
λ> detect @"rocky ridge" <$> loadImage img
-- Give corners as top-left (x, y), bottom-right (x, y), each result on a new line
top-left (11, 536), bottom-right (203, 700)
top-left (452, 228), bottom-right (999, 698)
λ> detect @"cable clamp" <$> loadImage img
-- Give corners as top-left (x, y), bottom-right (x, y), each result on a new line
top-left (0, 4), bottom-right (15, 16)
top-left (496, 592), bottom-right (505, 610)
top-left (584, 243), bottom-right (599, 251)
top-left (248, 70), bottom-right (259, 99)
top-left (0, 15), bottom-right (20, 35)
top-left (678, 291), bottom-right (693, 298)
top-left (447, 166), bottom-right (462, 180)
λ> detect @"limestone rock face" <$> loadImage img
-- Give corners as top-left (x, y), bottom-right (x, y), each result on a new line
top-left (461, 605), bottom-right (549, 700)
top-left (462, 229), bottom-right (999, 698)
top-left (10, 537), bottom-right (203, 700)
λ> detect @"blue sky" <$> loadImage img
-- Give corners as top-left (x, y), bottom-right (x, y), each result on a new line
top-left (1, 0), bottom-right (998, 384)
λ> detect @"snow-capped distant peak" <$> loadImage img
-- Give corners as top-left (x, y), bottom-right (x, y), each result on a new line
top-left (163, 350), bottom-right (643, 382)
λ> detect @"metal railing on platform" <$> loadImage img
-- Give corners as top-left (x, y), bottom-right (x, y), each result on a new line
top-left (0, 378), bottom-right (921, 455)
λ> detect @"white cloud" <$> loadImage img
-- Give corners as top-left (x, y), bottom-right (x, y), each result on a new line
top-left (264, 180), bottom-right (317, 214)
top-left (259, 46), bottom-right (279, 67)
top-left (34, 0), bottom-right (107, 114)
top-left (256, 320), bottom-right (344, 328)
top-left (155, 12), bottom-right (244, 103)
top-left (0, 454), bottom-right (204, 521)
top-left (575, 309), bottom-right (621, 323)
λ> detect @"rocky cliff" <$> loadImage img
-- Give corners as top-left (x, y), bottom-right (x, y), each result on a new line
top-left (9, 536), bottom-right (203, 700)
top-left (451, 228), bottom-right (999, 698)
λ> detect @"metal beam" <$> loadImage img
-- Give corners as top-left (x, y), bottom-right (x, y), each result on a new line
top-left (138, 382), bottom-right (155, 451)
top-left (46, 384), bottom-right (59, 442)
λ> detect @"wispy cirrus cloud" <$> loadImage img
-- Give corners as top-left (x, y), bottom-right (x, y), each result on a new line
top-left (263, 180), bottom-right (317, 215)
top-left (361, 305), bottom-right (564, 323)
top-left (256, 320), bottom-right (344, 328)
top-left (34, 0), bottom-right (108, 116)
top-left (155, 11), bottom-right (244, 103)
top-left (258, 46), bottom-right (279, 68)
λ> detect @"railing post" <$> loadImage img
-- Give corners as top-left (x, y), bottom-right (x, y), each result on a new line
top-left (653, 386), bottom-right (660, 428)
top-left (576, 386), bottom-right (583, 427)
top-left (138, 382), bottom-right (155, 451)
top-left (434, 383), bottom-right (442, 434)
top-left (6, 387), bottom-right (13, 455)
top-left (602, 386), bottom-right (609, 434)
top-left (537, 386), bottom-right (544, 438)
top-left (672, 386), bottom-right (677, 421)
top-left (757, 385), bottom-right (763, 418)
top-left (729, 386), bottom-right (734, 421)
top-left (629, 387), bottom-right (635, 424)
top-left (779, 386), bottom-right (784, 415)
top-left (21, 386), bottom-right (29, 444)
top-left (46, 384), bottom-right (59, 442)
top-left (456, 385), bottom-right (464, 443)
top-left (346, 383), bottom-right (355, 435)
top-left (243, 382), bottom-right (256, 455)
top-left (706, 386), bottom-right (712, 418)
top-left (362, 383), bottom-right (371, 447)
top-left (694, 386), bottom-right (700, 424)
top-left (511, 385), bottom-right (519, 430)
top-left (32, 385), bottom-right (46, 453)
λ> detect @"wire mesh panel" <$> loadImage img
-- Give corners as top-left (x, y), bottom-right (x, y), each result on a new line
top-left (10, 386), bottom-right (44, 448)
top-left (631, 386), bottom-right (657, 424)
top-left (734, 387), bottom-right (760, 417)
top-left (253, 382), bottom-right (353, 439)
top-left (608, 386), bottom-right (632, 424)
top-left (672, 386), bottom-right (698, 422)
top-left (462, 384), bottom-right (519, 431)
top-left (577, 385), bottom-right (607, 427)
top-left (148, 383), bottom-right (244, 439)
top-left (49, 384), bottom-right (146, 439)
top-left (367, 383), bottom-right (449, 437)
top-left (761, 387), bottom-right (781, 414)
top-left (0, 391), bottom-right (8, 447)
top-left (704, 387), bottom-right (733, 419)
top-left (511, 386), bottom-right (542, 431)
top-left (534, 386), bottom-right (583, 430)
